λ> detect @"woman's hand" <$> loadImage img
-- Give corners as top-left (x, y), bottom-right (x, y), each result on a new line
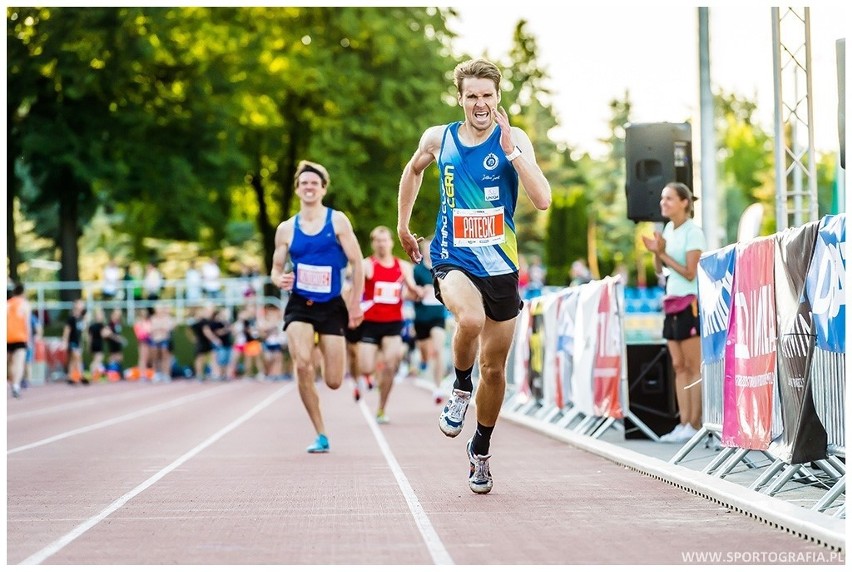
top-left (642, 231), bottom-right (666, 255)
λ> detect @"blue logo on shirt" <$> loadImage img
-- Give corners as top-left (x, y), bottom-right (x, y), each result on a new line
top-left (483, 153), bottom-right (499, 171)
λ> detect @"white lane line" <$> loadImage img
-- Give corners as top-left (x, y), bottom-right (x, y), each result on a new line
top-left (7, 386), bottom-right (162, 421)
top-left (358, 400), bottom-right (454, 565)
top-left (7, 384), bottom-right (239, 455)
top-left (19, 383), bottom-right (295, 565)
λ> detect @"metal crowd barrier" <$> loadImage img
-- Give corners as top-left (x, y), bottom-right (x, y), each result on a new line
top-left (16, 276), bottom-right (287, 327)
top-left (669, 214), bottom-right (845, 519)
top-left (503, 277), bottom-right (656, 442)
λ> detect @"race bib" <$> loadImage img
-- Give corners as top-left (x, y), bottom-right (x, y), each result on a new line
top-left (374, 280), bottom-right (402, 304)
top-left (296, 263), bottom-right (333, 294)
top-left (453, 206), bottom-right (505, 247)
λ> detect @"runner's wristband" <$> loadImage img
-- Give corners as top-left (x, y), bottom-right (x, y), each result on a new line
top-left (505, 146), bottom-right (522, 162)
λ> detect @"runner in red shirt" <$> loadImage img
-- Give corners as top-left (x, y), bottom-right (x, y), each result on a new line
top-left (358, 225), bottom-right (422, 424)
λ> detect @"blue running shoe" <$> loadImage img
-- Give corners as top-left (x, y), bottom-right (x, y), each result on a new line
top-left (306, 434), bottom-right (330, 453)
top-left (467, 438), bottom-right (493, 494)
top-left (438, 388), bottom-right (471, 437)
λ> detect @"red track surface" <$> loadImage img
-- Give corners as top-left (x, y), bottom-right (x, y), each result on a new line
top-left (6, 379), bottom-right (843, 565)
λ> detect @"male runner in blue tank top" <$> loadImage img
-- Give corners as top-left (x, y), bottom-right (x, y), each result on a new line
top-left (398, 58), bottom-right (552, 494)
top-left (271, 160), bottom-right (365, 454)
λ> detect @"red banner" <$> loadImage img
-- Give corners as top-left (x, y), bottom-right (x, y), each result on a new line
top-left (722, 237), bottom-right (777, 449)
top-left (593, 280), bottom-right (623, 419)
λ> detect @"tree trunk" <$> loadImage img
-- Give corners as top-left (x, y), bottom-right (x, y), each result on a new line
top-left (7, 177), bottom-right (20, 284)
top-left (57, 168), bottom-right (82, 301)
top-left (249, 170), bottom-right (276, 283)
top-left (7, 125), bottom-right (20, 283)
top-left (277, 99), bottom-right (307, 232)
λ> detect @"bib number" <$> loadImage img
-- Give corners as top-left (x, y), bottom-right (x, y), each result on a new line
top-left (374, 281), bottom-right (402, 304)
top-left (453, 207), bottom-right (505, 247)
top-left (296, 263), bottom-right (333, 294)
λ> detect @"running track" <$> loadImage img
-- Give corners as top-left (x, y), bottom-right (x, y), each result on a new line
top-left (6, 379), bottom-right (843, 565)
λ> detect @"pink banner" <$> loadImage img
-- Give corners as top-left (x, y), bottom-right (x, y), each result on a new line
top-left (722, 237), bottom-right (777, 449)
top-left (593, 281), bottom-right (623, 419)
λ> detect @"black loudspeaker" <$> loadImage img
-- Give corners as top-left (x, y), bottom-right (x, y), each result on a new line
top-left (623, 343), bottom-right (680, 440)
top-left (624, 122), bottom-right (693, 222)
top-left (838, 38), bottom-right (845, 169)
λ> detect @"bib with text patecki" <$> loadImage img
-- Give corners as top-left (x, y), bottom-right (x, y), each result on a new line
top-left (453, 206), bottom-right (505, 247)
top-left (296, 263), bottom-right (333, 294)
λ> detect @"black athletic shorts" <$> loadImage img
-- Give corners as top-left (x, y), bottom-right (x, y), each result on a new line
top-left (432, 265), bottom-right (523, 322)
top-left (345, 324), bottom-right (362, 344)
top-left (663, 306), bottom-right (700, 341)
top-left (284, 292), bottom-right (348, 337)
top-left (414, 318), bottom-right (445, 341)
top-left (7, 342), bottom-right (27, 353)
top-left (359, 320), bottom-right (404, 345)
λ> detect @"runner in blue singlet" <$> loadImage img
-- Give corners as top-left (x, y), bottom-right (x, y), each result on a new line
top-left (397, 58), bottom-right (552, 495)
top-left (271, 160), bottom-right (365, 454)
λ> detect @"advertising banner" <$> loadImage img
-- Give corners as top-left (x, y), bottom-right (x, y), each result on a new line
top-left (527, 297), bottom-right (547, 403)
top-left (543, 287), bottom-right (580, 410)
top-left (805, 214), bottom-right (846, 353)
top-left (512, 303), bottom-right (531, 397)
top-left (593, 278), bottom-right (624, 419)
top-left (572, 280), bottom-right (603, 416)
top-left (536, 292), bottom-right (559, 408)
top-left (722, 237), bottom-right (777, 450)
top-left (771, 221), bottom-right (827, 464)
top-left (697, 244), bottom-right (736, 364)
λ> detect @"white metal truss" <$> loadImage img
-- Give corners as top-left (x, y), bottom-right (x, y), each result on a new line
top-left (772, 7), bottom-right (819, 230)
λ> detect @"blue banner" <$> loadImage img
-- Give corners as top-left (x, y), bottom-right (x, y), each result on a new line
top-left (697, 244), bottom-right (736, 362)
top-left (805, 214), bottom-right (846, 353)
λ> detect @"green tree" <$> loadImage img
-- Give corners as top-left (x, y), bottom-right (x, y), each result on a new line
top-left (588, 94), bottom-right (636, 280)
top-left (497, 20), bottom-right (577, 280)
top-left (7, 7), bottom-right (244, 289)
top-left (8, 7), bottom-right (461, 285)
top-left (714, 89), bottom-right (774, 241)
top-left (217, 7), bottom-right (458, 273)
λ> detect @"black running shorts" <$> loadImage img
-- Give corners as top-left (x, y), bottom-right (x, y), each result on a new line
top-left (359, 320), bottom-right (404, 345)
top-left (414, 317), bottom-right (445, 341)
top-left (284, 292), bottom-right (348, 336)
top-left (345, 324), bottom-right (362, 344)
top-left (432, 265), bottom-right (523, 322)
top-left (663, 306), bottom-right (700, 341)
top-left (7, 342), bottom-right (27, 353)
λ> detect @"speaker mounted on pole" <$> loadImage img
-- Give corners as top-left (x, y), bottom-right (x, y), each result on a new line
top-left (624, 122), bottom-right (693, 223)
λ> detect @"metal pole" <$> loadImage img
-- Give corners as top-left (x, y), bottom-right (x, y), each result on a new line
top-left (792, 66), bottom-right (803, 226)
top-left (771, 8), bottom-right (788, 231)
top-left (804, 7), bottom-right (818, 222)
top-left (698, 8), bottom-right (719, 248)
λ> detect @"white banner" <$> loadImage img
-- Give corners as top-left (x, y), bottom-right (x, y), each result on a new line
top-left (543, 287), bottom-right (581, 410)
top-left (572, 280), bottom-right (603, 416)
top-left (512, 303), bottom-right (532, 397)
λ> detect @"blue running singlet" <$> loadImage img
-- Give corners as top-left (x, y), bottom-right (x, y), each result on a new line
top-left (430, 122), bottom-right (519, 277)
top-left (290, 207), bottom-right (348, 302)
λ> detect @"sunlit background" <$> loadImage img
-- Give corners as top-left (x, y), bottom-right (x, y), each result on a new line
top-left (452, 3), bottom-right (846, 157)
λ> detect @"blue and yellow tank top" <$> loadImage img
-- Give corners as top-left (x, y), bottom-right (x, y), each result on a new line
top-left (430, 121), bottom-right (519, 277)
top-left (290, 207), bottom-right (348, 302)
